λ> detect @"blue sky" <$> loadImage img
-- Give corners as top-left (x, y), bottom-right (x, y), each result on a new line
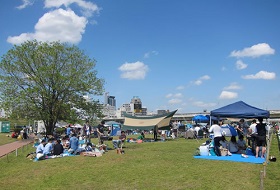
top-left (1, 0), bottom-right (280, 113)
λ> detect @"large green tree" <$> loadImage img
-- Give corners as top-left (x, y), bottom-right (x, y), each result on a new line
top-left (0, 40), bottom-right (104, 134)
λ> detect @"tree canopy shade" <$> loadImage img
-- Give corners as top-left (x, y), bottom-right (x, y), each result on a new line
top-left (0, 40), bottom-right (104, 134)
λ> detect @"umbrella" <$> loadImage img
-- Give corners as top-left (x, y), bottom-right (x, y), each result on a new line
top-left (192, 115), bottom-right (209, 123)
top-left (221, 124), bottom-right (237, 136)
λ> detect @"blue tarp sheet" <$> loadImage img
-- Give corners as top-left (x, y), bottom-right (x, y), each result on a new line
top-left (194, 154), bottom-right (266, 164)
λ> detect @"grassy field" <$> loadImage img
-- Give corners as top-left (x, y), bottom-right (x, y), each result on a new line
top-left (0, 133), bottom-right (17, 146)
top-left (0, 134), bottom-right (279, 190)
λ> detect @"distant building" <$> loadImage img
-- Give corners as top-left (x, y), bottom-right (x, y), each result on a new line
top-left (117, 96), bottom-right (147, 116)
top-left (104, 92), bottom-right (116, 107)
top-left (157, 110), bottom-right (169, 115)
top-left (131, 96), bottom-right (142, 115)
top-left (102, 92), bottom-right (116, 118)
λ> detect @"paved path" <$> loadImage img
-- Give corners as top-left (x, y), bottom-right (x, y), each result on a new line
top-left (0, 135), bottom-right (34, 158)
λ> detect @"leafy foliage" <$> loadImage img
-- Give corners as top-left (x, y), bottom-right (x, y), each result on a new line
top-left (0, 40), bottom-right (104, 134)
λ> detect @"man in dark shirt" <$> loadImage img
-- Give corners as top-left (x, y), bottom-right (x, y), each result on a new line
top-left (255, 117), bottom-right (267, 158)
top-left (112, 131), bottom-right (126, 149)
top-left (53, 139), bottom-right (64, 155)
top-left (97, 121), bottom-right (105, 145)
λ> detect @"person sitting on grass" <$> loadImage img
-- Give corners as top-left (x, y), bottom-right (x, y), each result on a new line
top-left (228, 136), bottom-right (242, 154)
top-left (68, 133), bottom-right (79, 155)
top-left (36, 139), bottom-right (46, 159)
top-left (237, 134), bottom-right (247, 153)
top-left (11, 131), bottom-right (18, 138)
top-left (112, 131), bottom-right (126, 149)
top-left (43, 138), bottom-right (54, 156)
top-left (62, 136), bottom-right (70, 149)
top-left (85, 142), bottom-right (93, 152)
top-left (53, 139), bottom-right (64, 156)
top-left (137, 132), bottom-right (145, 140)
top-left (219, 136), bottom-right (228, 149)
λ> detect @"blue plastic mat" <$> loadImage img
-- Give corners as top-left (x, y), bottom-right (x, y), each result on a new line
top-left (194, 154), bottom-right (266, 164)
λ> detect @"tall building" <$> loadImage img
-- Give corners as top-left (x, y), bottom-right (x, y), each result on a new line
top-left (104, 92), bottom-right (116, 107)
top-left (131, 96), bottom-right (143, 115)
top-left (103, 92), bottom-right (116, 118)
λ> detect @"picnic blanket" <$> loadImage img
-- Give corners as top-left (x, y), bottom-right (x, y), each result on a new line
top-left (194, 154), bottom-right (266, 164)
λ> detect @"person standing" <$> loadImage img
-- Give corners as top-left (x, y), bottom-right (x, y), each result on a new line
top-left (209, 120), bottom-right (223, 156)
top-left (255, 117), bottom-right (267, 158)
top-left (83, 120), bottom-right (92, 143)
top-left (248, 119), bottom-right (257, 154)
top-left (236, 119), bottom-right (249, 138)
top-left (23, 126), bottom-right (28, 139)
top-left (97, 121), bottom-right (105, 145)
top-left (66, 125), bottom-right (71, 136)
top-left (153, 125), bottom-right (158, 141)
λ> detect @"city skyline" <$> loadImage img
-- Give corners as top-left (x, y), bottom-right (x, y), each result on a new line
top-left (1, 1), bottom-right (280, 113)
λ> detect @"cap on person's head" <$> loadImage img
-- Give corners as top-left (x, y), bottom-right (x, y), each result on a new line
top-left (101, 120), bottom-right (105, 124)
top-left (258, 117), bottom-right (263, 122)
top-left (252, 119), bottom-right (256, 123)
top-left (41, 139), bottom-right (46, 143)
top-left (240, 119), bottom-right (245, 123)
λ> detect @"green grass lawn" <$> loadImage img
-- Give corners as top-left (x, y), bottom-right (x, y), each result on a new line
top-left (0, 134), bottom-right (279, 190)
top-left (0, 133), bottom-right (17, 146)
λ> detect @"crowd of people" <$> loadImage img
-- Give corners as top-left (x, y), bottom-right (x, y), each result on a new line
top-left (209, 117), bottom-right (269, 158)
top-left (33, 120), bottom-right (128, 160)
top-left (13, 117), bottom-right (273, 160)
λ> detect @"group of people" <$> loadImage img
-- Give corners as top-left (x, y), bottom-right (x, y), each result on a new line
top-left (34, 120), bottom-right (127, 160)
top-left (209, 117), bottom-right (268, 158)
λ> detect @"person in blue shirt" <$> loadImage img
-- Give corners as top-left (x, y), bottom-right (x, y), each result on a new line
top-left (69, 133), bottom-right (79, 154)
top-left (36, 139), bottom-right (46, 159)
top-left (43, 138), bottom-right (54, 156)
top-left (66, 125), bottom-right (71, 136)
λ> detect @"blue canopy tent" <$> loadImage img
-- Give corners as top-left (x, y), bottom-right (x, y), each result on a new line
top-left (192, 115), bottom-right (209, 123)
top-left (210, 101), bottom-right (270, 119)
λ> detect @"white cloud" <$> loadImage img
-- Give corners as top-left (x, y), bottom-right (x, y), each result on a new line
top-left (16, 0), bottom-right (34, 10)
top-left (165, 93), bottom-right (173, 98)
top-left (219, 91), bottom-right (238, 99)
top-left (193, 75), bottom-right (210, 86)
top-left (176, 85), bottom-right (185, 90)
top-left (166, 93), bottom-right (183, 99)
top-left (118, 61), bottom-right (149, 80)
top-left (168, 99), bottom-right (182, 105)
top-left (230, 43), bottom-right (275, 58)
top-left (192, 101), bottom-right (216, 108)
top-left (236, 60), bottom-right (247, 70)
top-left (224, 83), bottom-right (242, 90)
top-left (44, 0), bottom-right (100, 17)
top-left (174, 93), bottom-right (183, 98)
top-left (7, 9), bottom-right (87, 44)
top-left (242, 71), bottom-right (276, 80)
top-left (144, 50), bottom-right (158, 58)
